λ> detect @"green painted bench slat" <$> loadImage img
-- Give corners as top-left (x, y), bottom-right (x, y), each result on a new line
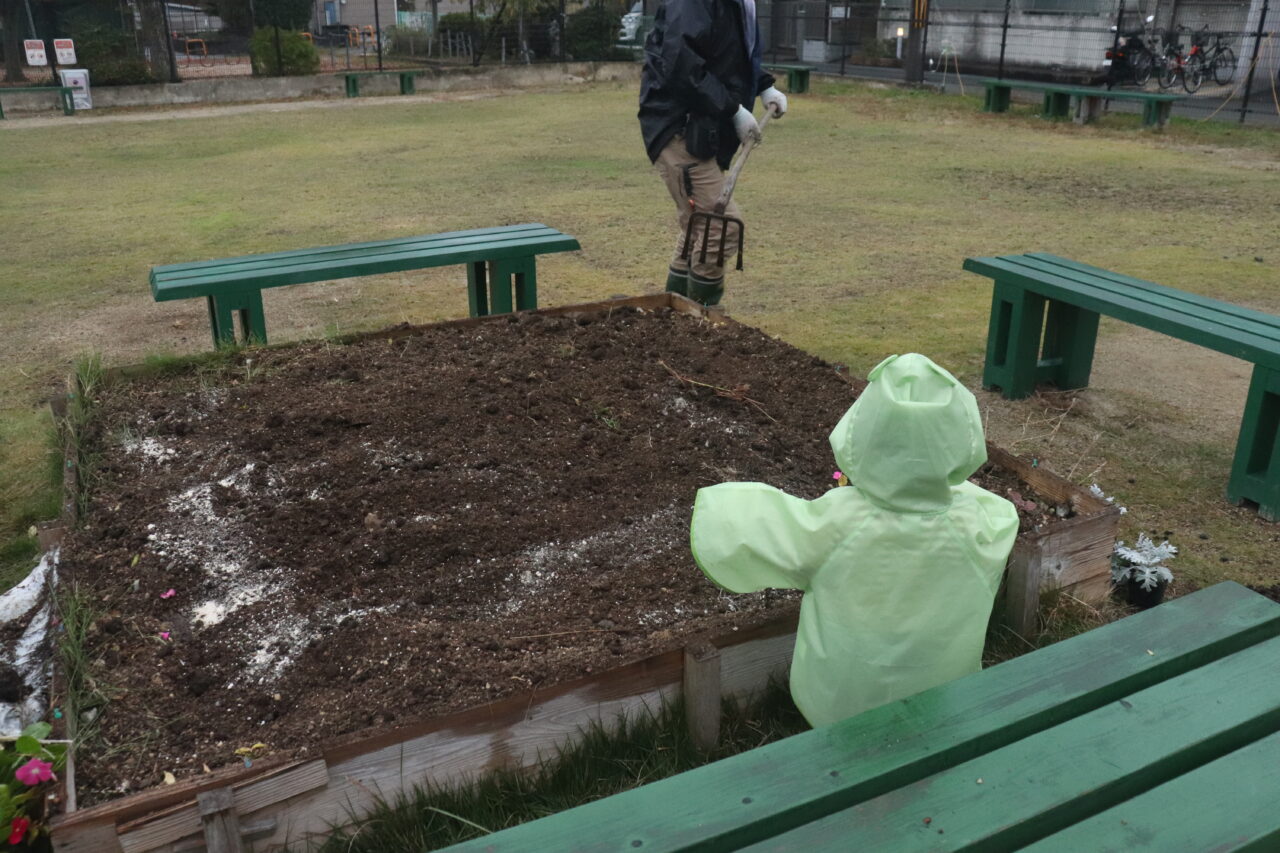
top-left (440, 582), bottom-right (1280, 853)
top-left (743, 633), bottom-right (1280, 851)
top-left (966, 252), bottom-right (1280, 520)
top-left (0, 85), bottom-right (76, 119)
top-left (1024, 728), bottom-right (1280, 852)
top-left (1024, 253), bottom-right (1280, 333)
top-left (151, 223), bottom-right (552, 274)
top-left (343, 70), bottom-right (421, 96)
top-left (964, 256), bottom-right (1280, 368)
top-left (150, 230), bottom-right (578, 299)
top-left (979, 78), bottom-right (1178, 127)
top-left (150, 223), bottom-right (580, 348)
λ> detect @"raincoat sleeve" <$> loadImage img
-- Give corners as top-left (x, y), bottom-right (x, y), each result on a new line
top-left (690, 483), bottom-right (848, 593)
top-left (956, 482), bottom-right (1020, 592)
top-left (659, 0), bottom-right (742, 120)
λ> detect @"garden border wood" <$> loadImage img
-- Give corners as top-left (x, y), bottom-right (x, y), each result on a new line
top-left (43, 293), bottom-right (1117, 852)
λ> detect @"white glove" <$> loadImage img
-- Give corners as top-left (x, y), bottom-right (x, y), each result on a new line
top-left (761, 86), bottom-right (788, 117)
top-left (732, 105), bottom-right (762, 144)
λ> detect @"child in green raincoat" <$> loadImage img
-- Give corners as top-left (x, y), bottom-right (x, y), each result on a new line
top-left (690, 353), bottom-right (1019, 727)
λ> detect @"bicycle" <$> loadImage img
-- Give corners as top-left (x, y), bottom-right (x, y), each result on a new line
top-left (1196, 27), bottom-right (1238, 85)
top-left (1156, 26), bottom-right (1203, 94)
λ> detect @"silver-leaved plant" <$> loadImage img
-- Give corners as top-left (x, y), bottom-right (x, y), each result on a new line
top-left (1111, 533), bottom-right (1176, 591)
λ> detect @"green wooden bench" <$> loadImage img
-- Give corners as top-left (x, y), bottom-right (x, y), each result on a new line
top-left (150, 223), bottom-right (580, 348)
top-left (965, 253), bottom-right (1280, 521)
top-left (0, 86), bottom-right (75, 120)
top-left (440, 582), bottom-right (1280, 851)
top-left (342, 70), bottom-right (422, 97)
top-left (980, 78), bottom-right (1180, 128)
top-left (766, 64), bottom-right (815, 94)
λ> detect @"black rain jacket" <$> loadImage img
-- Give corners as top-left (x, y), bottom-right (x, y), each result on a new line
top-left (638, 0), bottom-right (774, 170)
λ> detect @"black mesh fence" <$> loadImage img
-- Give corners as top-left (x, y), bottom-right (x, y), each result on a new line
top-left (3, 0), bottom-right (1275, 123)
top-left (757, 0), bottom-right (1278, 124)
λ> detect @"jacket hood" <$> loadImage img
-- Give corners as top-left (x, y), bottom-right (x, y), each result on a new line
top-left (829, 354), bottom-right (987, 513)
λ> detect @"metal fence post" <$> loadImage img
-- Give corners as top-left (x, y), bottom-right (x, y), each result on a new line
top-left (997, 0), bottom-right (1012, 79)
top-left (1239, 0), bottom-right (1269, 123)
top-left (1106, 0), bottom-right (1124, 90)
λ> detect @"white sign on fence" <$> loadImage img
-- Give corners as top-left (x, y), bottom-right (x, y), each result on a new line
top-left (23, 40), bottom-right (47, 66)
top-left (54, 39), bottom-right (77, 64)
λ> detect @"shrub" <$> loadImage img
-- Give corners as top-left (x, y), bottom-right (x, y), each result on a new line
top-left (437, 12), bottom-right (483, 39)
top-left (63, 21), bottom-right (160, 86)
top-left (564, 1), bottom-right (631, 61)
top-left (250, 27), bottom-right (320, 76)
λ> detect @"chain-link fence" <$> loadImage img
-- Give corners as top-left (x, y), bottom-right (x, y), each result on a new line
top-left (1, 0), bottom-right (639, 87)
top-left (756, 0), bottom-right (1278, 123)
top-left (3, 0), bottom-right (1275, 123)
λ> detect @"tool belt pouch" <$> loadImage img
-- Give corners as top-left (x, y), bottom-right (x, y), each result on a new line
top-left (684, 114), bottom-right (720, 161)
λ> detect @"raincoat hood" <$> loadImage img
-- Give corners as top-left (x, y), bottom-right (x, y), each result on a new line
top-left (830, 353), bottom-right (987, 513)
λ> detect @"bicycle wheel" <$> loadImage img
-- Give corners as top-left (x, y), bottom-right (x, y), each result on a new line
top-left (1157, 58), bottom-right (1177, 89)
top-left (1183, 57), bottom-right (1204, 93)
top-left (1132, 50), bottom-right (1153, 86)
top-left (1213, 47), bottom-right (1236, 85)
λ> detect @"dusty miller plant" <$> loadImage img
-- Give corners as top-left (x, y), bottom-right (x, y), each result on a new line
top-left (1112, 533), bottom-right (1176, 591)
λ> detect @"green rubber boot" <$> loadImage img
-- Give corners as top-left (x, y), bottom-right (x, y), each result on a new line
top-left (665, 267), bottom-right (689, 297)
top-left (687, 272), bottom-right (725, 306)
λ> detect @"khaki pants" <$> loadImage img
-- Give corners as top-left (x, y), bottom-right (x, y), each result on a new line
top-left (655, 135), bottom-right (743, 281)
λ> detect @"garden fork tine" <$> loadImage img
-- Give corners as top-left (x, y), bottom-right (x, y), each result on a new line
top-left (682, 110), bottom-right (773, 273)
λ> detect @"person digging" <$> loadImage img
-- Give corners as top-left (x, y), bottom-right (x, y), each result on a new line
top-left (638, 0), bottom-right (787, 307)
top-left (689, 353), bottom-right (1019, 726)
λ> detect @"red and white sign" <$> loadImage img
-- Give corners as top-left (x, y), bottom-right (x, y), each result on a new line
top-left (54, 39), bottom-right (77, 64)
top-left (23, 40), bottom-right (47, 66)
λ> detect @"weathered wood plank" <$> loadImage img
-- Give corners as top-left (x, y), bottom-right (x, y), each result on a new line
top-left (437, 583), bottom-right (1280, 853)
top-left (117, 761), bottom-right (328, 853)
top-left (744, 634), bottom-right (1280, 851)
top-left (684, 640), bottom-right (722, 752)
top-left (1023, 729), bottom-right (1280, 851)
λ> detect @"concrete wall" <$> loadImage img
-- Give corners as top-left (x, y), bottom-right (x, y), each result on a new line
top-left (0, 62), bottom-right (641, 115)
top-left (881, 11), bottom-right (1115, 77)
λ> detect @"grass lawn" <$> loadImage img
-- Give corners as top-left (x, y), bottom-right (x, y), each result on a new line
top-left (1, 77), bottom-right (1278, 598)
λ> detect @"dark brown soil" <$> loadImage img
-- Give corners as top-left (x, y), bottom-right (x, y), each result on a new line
top-left (58, 305), bottom-right (1081, 805)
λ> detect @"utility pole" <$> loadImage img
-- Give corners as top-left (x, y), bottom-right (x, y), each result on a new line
top-left (1238, 0), bottom-right (1269, 123)
top-left (904, 0), bottom-right (929, 83)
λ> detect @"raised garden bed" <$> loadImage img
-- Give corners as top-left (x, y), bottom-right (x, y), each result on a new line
top-left (46, 294), bottom-right (1117, 852)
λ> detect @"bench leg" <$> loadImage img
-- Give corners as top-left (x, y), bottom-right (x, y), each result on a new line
top-left (1042, 91), bottom-right (1071, 120)
top-left (1038, 300), bottom-right (1099, 390)
top-left (205, 291), bottom-right (267, 348)
top-left (984, 85), bottom-right (1011, 113)
top-left (345, 75), bottom-right (359, 98)
top-left (983, 282), bottom-right (1045, 399)
top-left (484, 257), bottom-right (537, 315)
top-left (1228, 364), bottom-right (1280, 522)
top-left (399, 73), bottom-right (415, 95)
top-left (794, 70), bottom-right (810, 94)
top-left (1075, 95), bottom-right (1102, 125)
top-left (467, 261), bottom-right (489, 317)
top-left (1143, 100), bottom-right (1172, 129)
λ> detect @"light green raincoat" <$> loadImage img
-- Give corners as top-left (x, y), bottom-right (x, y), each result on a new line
top-left (690, 353), bottom-right (1019, 727)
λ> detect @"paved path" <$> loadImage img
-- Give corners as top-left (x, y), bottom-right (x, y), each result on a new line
top-left (0, 88), bottom-right (509, 130)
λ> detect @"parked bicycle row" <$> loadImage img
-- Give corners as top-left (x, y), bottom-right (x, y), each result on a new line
top-left (1106, 19), bottom-right (1239, 93)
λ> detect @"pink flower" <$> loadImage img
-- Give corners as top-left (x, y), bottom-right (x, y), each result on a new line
top-left (159, 631), bottom-right (171, 641)
top-left (160, 589), bottom-right (176, 599)
top-left (15, 757), bottom-right (53, 786)
top-left (832, 471), bottom-right (843, 479)
top-left (9, 816), bottom-right (30, 845)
